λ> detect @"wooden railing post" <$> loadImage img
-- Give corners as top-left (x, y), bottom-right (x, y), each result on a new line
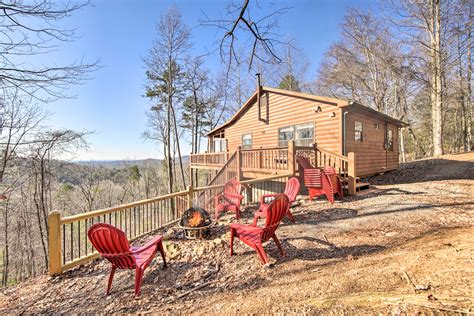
top-left (312, 142), bottom-right (318, 167)
top-left (187, 185), bottom-right (194, 209)
top-left (288, 140), bottom-right (295, 176)
top-left (48, 211), bottom-right (62, 276)
top-left (348, 152), bottom-right (357, 195)
top-left (236, 146), bottom-right (243, 181)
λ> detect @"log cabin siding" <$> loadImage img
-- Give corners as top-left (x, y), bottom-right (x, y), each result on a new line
top-left (345, 110), bottom-right (399, 176)
top-left (223, 91), bottom-right (343, 154)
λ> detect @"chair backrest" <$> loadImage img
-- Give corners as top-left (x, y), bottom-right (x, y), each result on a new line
top-left (284, 177), bottom-right (300, 204)
top-left (88, 223), bottom-right (136, 269)
top-left (296, 156), bottom-right (314, 170)
top-left (323, 166), bottom-right (336, 175)
top-left (261, 194), bottom-right (289, 242)
top-left (223, 179), bottom-right (242, 204)
top-left (303, 168), bottom-right (322, 188)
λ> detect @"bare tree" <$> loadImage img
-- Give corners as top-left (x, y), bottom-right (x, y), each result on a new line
top-left (0, 0), bottom-right (98, 102)
top-left (29, 129), bottom-right (88, 268)
top-left (202, 0), bottom-right (290, 73)
top-left (144, 5), bottom-right (190, 193)
top-left (0, 89), bottom-right (46, 183)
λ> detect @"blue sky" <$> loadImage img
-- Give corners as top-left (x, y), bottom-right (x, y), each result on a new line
top-left (44, 0), bottom-right (379, 161)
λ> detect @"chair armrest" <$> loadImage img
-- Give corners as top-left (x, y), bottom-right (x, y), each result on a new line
top-left (252, 211), bottom-right (266, 227)
top-left (230, 223), bottom-right (263, 232)
top-left (214, 193), bottom-right (224, 204)
top-left (131, 235), bottom-right (163, 254)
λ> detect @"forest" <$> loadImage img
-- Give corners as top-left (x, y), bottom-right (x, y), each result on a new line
top-left (0, 0), bottom-right (472, 286)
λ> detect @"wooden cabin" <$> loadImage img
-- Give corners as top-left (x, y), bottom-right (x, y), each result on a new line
top-left (190, 86), bottom-right (407, 194)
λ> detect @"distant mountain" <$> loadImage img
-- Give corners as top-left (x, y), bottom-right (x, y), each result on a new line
top-left (74, 156), bottom-right (189, 168)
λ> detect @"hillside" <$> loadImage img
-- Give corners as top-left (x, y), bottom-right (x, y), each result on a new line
top-left (0, 153), bottom-right (472, 314)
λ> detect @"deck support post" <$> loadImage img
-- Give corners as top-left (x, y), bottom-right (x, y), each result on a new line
top-left (236, 146), bottom-right (243, 181)
top-left (348, 152), bottom-right (357, 195)
top-left (288, 140), bottom-right (296, 176)
top-left (187, 185), bottom-right (194, 209)
top-left (48, 211), bottom-right (62, 276)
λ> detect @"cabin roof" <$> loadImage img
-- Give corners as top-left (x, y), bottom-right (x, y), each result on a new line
top-left (207, 86), bottom-right (407, 136)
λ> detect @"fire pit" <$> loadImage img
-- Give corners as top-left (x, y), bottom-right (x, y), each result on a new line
top-left (178, 207), bottom-right (212, 239)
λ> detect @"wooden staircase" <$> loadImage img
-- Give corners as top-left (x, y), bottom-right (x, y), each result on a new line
top-left (340, 176), bottom-right (370, 194)
top-left (196, 151), bottom-right (238, 208)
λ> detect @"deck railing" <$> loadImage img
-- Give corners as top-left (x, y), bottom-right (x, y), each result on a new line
top-left (295, 144), bottom-right (356, 194)
top-left (190, 141), bottom-right (357, 194)
top-left (241, 147), bottom-right (289, 172)
top-left (48, 174), bottom-right (291, 276)
top-left (189, 152), bottom-right (228, 167)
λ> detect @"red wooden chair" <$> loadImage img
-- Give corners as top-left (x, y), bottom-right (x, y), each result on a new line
top-left (88, 223), bottom-right (167, 297)
top-left (214, 179), bottom-right (244, 220)
top-left (230, 194), bottom-right (289, 265)
top-left (323, 166), bottom-right (344, 199)
top-left (254, 177), bottom-right (300, 224)
top-left (297, 156), bottom-right (341, 203)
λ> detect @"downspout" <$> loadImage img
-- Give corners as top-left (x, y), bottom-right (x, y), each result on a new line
top-left (342, 104), bottom-right (352, 156)
top-left (256, 73), bottom-right (264, 122)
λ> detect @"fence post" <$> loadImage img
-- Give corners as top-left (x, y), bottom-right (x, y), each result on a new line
top-left (348, 152), bottom-right (357, 195)
top-left (236, 146), bottom-right (243, 181)
top-left (288, 140), bottom-right (295, 176)
top-left (48, 211), bottom-right (62, 276)
top-left (187, 185), bottom-right (194, 209)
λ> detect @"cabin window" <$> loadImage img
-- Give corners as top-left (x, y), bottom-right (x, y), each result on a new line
top-left (213, 138), bottom-right (226, 152)
top-left (354, 121), bottom-right (363, 142)
top-left (386, 129), bottom-right (393, 151)
top-left (278, 122), bottom-right (314, 147)
top-left (295, 123), bottom-right (314, 146)
top-left (278, 126), bottom-right (294, 147)
top-left (242, 133), bottom-right (252, 150)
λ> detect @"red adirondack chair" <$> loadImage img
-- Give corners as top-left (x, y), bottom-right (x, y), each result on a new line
top-left (230, 194), bottom-right (289, 265)
top-left (214, 179), bottom-right (244, 220)
top-left (323, 166), bottom-right (344, 199)
top-left (88, 223), bottom-right (167, 297)
top-left (254, 177), bottom-right (300, 224)
top-left (297, 156), bottom-right (341, 203)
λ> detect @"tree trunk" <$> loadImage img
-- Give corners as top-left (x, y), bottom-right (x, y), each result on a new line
top-left (2, 197), bottom-right (9, 286)
top-left (466, 8), bottom-right (472, 151)
top-left (431, 0), bottom-right (443, 156)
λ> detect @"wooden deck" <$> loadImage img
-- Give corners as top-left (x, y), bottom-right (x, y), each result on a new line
top-left (190, 141), bottom-right (360, 195)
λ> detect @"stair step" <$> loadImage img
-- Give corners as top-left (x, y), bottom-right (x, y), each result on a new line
top-left (342, 182), bottom-right (371, 192)
top-left (339, 176), bottom-right (361, 183)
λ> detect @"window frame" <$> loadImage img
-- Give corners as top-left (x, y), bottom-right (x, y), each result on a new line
top-left (278, 122), bottom-right (314, 147)
top-left (354, 121), bottom-right (363, 142)
top-left (241, 133), bottom-right (253, 150)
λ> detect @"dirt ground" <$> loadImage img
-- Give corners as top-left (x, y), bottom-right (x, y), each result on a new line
top-left (1, 153), bottom-right (473, 314)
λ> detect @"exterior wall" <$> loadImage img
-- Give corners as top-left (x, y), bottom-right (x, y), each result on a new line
top-left (221, 91), bottom-right (343, 154)
top-left (345, 110), bottom-right (399, 176)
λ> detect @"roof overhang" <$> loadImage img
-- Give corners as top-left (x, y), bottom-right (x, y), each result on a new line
top-left (346, 102), bottom-right (409, 127)
top-left (207, 87), bottom-right (408, 136)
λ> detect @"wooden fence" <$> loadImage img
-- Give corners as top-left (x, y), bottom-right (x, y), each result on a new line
top-left (48, 174), bottom-right (291, 276)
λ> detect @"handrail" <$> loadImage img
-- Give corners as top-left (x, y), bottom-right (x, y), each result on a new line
top-left (190, 151), bottom-right (227, 156)
top-left (315, 146), bottom-right (348, 161)
top-left (240, 146), bottom-right (287, 152)
top-left (61, 191), bottom-right (188, 224)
